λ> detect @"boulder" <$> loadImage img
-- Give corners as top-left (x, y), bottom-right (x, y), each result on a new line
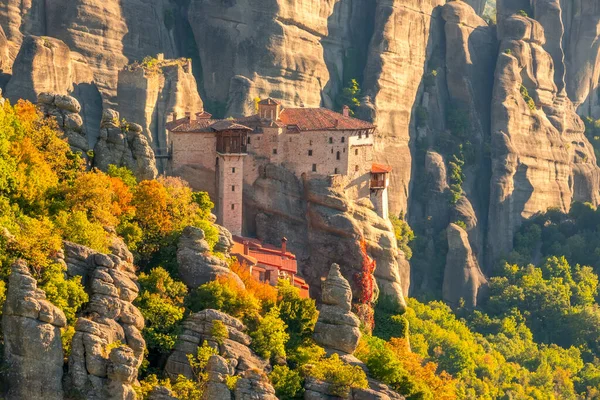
top-left (38, 92), bottom-right (89, 157)
top-left (176, 226), bottom-right (243, 289)
top-left (2, 260), bottom-right (67, 400)
top-left (93, 108), bottom-right (158, 180)
top-left (313, 264), bottom-right (361, 355)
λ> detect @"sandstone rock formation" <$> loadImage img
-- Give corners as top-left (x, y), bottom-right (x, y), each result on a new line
top-left (2, 260), bottom-right (67, 400)
top-left (93, 108), bottom-right (158, 181)
top-left (487, 12), bottom-right (600, 265)
top-left (176, 226), bottom-right (243, 289)
top-left (313, 264), bottom-right (361, 355)
top-left (360, 0), bottom-right (445, 215)
top-left (62, 240), bottom-right (145, 400)
top-left (44, 0), bottom-right (177, 103)
top-left (116, 57), bottom-right (203, 171)
top-left (5, 35), bottom-right (102, 140)
top-left (443, 223), bottom-right (488, 308)
top-left (164, 309), bottom-right (268, 380)
top-left (38, 92), bottom-right (89, 156)
top-left (304, 377), bottom-right (404, 400)
top-left (249, 164), bottom-right (407, 308)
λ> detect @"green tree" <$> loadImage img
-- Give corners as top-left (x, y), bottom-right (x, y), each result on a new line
top-left (250, 306), bottom-right (289, 361)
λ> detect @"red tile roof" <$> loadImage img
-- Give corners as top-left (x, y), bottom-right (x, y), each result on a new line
top-left (231, 236), bottom-right (298, 274)
top-left (167, 106), bottom-right (375, 134)
top-left (372, 163), bottom-right (393, 174)
top-left (279, 108), bottom-right (375, 131)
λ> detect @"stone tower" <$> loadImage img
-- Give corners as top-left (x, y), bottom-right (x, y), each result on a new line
top-left (214, 122), bottom-right (251, 235)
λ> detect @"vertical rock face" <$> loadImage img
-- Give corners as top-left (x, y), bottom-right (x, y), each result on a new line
top-left (116, 58), bottom-right (203, 171)
top-left (487, 12), bottom-right (600, 265)
top-left (93, 108), bottom-right (158, 181)
top-left (44, 0), bottom-right (176, 104)
top-left (5, 35), bottom-right (102, 141)
top-left (5, 35), bottom-right (74, 102)
top-left (361, 0), bottom-right (445, 215)
top-left (2, 260), bottom-right (67, 400)
top-left (63, 240), bottom-right (145, 400)
top-left (187, 0), bottom-right (372, 116)
top-left (249, 164), bottom-right (407, 308)
top-left (443, 223), bottom-right (488, 308)
top-left (313, 264), bottom-right (361, 355)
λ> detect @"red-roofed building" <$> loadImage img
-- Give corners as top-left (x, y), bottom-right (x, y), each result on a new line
top-left (167, 98), bottom-right (390, 234)
top-left (231, 236), bottom-right (310, 298)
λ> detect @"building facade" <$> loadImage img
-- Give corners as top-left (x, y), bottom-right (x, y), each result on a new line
top-left (167, 98), bottom-right (391, 235)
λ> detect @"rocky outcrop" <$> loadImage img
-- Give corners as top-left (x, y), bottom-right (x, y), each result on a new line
top-left (203, 355), bottom-right (234, 400)
top-left (313, 264), bottom-right (361, 355)
top-left (164, 309), bottom-right (268, 380)
top-left (487, 13), bottom-right (600, 265)
top-left (234, 369), bottom-right (277, 400)
top-left (305, 377), bottom-right (404, 400)
top-left (38, 92), bottom-right (89, 156)
top-left (360, 0), bottom-right (445, 215)
top-left (2, 260), bottom-right (67, 400)
top-left (250, 164), bottom-right (406, 309)
top-left (187, 0), bottom-right (372, 116)
top-left (44, 0), bottom-right (176, 103)
top-left (93, 108), bottom-right (158, 180)
top-left (63, 240), bottom-right (145, 400)
top-left (176, 226), bottom-right (243, 289)
top-left (443, 223), bottom-right (488, 308)
top-left (5, 35), bottom-right (102, 141)
top-left (116, 57), bottom-right (203, 171)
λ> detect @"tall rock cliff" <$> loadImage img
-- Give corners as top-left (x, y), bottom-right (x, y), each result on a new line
top-left (2, 260), bottom-right (67, 400)
top-left (248, 164), bottom-right (407, 309)
top-left (116, 57), bottom-right (203, 171)
top-left (487, 12), bottom-right (600, 265)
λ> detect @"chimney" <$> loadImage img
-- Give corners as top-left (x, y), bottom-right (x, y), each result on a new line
top-left (171, 112), bottom-right (178, 122)
top-left (243, 241), bottom-right (250, 256)
top-left (281, 237), bottom-right (288, 255)
top-left (342, 105), bottom-right (350, 117)
top-left (185, 111), bottom-right (191, 121)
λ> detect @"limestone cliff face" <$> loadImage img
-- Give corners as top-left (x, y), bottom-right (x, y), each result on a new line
top-left (5, 35), bottom-right (102, 141)
top-left (361, 0), bottom-right (445, 215)
top-left (187, 0), bottom-right (372, 116)
top-left (248, 164), bottom-right (407, 309)
top-left (487, 12), bottom-right (600, 265)
top-left (443, 224), bottom-right (488, 308)
top-left (2, 260), bottom-right (67, 400)
top-left (116, 58), bottom-right (203, 171)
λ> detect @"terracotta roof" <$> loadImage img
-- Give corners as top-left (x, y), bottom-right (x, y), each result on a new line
top-left (278, 107), bottom-right (375, 131)
top-left (371, 163), bottom-right (393, 174)
top-left (209, 120), bottom-right (252, 131)
top-left (258, 98), bottom-right (281, 105)
top-left (231, 236), bottom-right (298, 274)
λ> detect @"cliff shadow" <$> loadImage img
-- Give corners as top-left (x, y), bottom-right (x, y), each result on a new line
top-left (72, 82), bottom-right (103, 148)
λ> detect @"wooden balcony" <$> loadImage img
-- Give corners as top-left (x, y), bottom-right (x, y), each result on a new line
top-left (370, 179), bottom-right (386, 189)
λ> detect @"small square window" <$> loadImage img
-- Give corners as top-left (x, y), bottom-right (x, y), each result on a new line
top-left (331, 149), bottom-right (333, 154)
top-left (355, 165), bottom-right (359, 172)
top-left (309, 140), bottom-right (313, 146)
top-left (247, 137), bottom-right (251, 144)
top-left (231, 204), bottom-right (235, 210)
top-left (355, 149), bottom-right (359, 155)
top-left (232, 167), bottom-right (236, 173)
top-left (273, 148), bottom-right (278, 155)
top-left (329, 137), bottom-right (333, 144)
top-left (312, 164), bottom-right (317, 172)
top-left (341, 137), bottom-right (345, 143)
top-left (308, 150), bottom-right (313, 156)
top-left (334, 168), bottom-right (338, 174)
top-left (232, 185), bottom-right (235, 192)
